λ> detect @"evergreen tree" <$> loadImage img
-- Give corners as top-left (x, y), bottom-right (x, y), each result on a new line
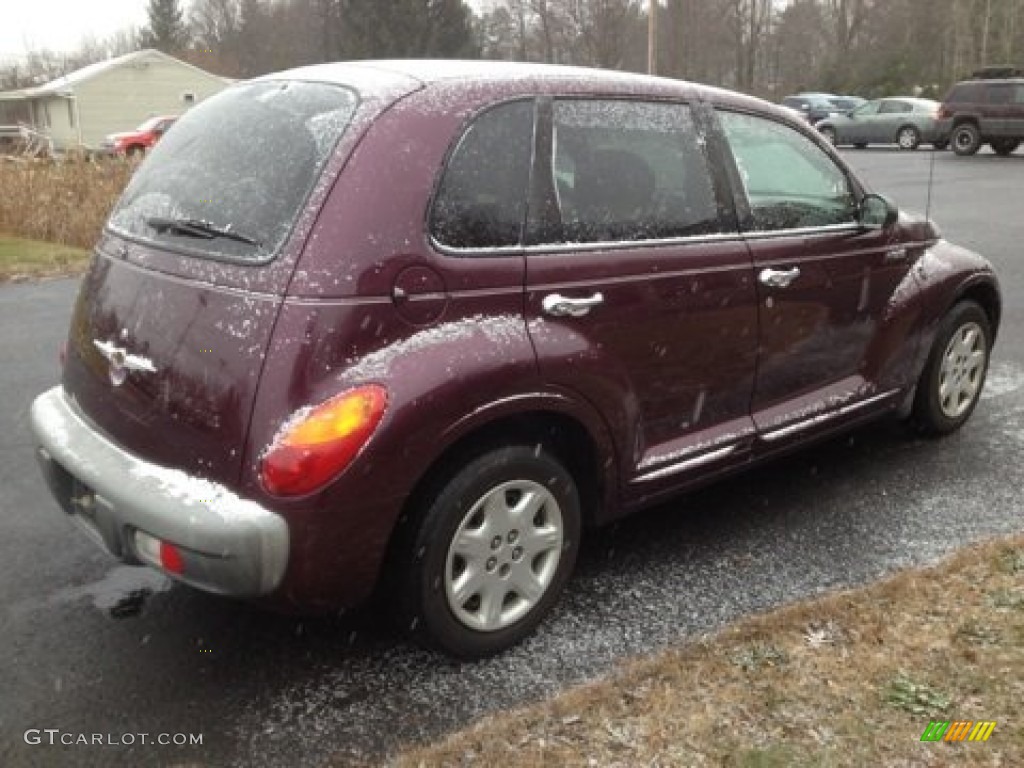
top-left (329, 0), bottom-right (478, 60)
top-left (142, 0), bottom-right (190, 53)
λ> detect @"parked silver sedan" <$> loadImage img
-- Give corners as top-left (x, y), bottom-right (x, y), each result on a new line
top-left (816, 98), bottom-right (945, 150)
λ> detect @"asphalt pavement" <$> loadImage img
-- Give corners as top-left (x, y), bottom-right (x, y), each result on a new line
top-left (1, 148), bottom-right (1022, 767)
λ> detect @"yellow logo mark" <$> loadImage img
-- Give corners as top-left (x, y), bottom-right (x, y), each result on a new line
top-left (942, 721), bottom-right (997, 742)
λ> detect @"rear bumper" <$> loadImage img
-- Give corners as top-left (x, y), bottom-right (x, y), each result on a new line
top-left (29, 386), bottom-right (289, 597)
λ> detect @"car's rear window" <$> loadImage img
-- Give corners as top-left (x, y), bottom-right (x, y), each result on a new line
top-left (108, 80), bottom-right (357, 263)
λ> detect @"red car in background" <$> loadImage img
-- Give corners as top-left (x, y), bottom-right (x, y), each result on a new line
top-left (101, 115), bottom-right (177, 156)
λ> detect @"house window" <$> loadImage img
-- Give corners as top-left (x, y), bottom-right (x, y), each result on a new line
top-left (182, 91), bottom-right (196, 106)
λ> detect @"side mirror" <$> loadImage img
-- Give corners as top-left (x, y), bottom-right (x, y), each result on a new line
top-left (859, 193), bottom-right (898, 230)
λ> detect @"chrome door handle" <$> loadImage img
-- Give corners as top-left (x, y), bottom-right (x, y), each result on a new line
top-left (758, 267), bottom-right (801, 288)
top-left (542, 292), bottom-right (604, 317)
top-left (884, 247), bottom-right (908, 263)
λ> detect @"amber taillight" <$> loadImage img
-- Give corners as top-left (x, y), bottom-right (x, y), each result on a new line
top-left (260, 385), bottom-right (388, 497)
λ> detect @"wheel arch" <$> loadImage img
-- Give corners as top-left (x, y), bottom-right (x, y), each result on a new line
top-left (953, 277), bottom-right (1002, 344)
top-left (375, 403), bottom-right (616, 604)
top-left (402, 406), bottom-right (615, 531)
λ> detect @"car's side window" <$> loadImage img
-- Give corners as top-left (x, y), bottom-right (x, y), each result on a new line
top-left (854, 100), bottom-right (881, 116)
top-left (879, 100), bottom-right (911, 114)
top-left (717, 110), bottom-right (858, 233)
top-left (987, 84), bottom-right (1015, 105)
top-left (430, 100), bottom-right (534, 250)
top-left (550, 99), bottom-right (721, 244)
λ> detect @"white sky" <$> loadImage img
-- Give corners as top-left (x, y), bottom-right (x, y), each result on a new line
top-left (0, 0), bottom-right (149, 62)
top-left (0, 0), bottom-right (492, 64)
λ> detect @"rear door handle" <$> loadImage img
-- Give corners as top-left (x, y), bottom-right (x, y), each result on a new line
top-left (758, 267), bottom-right (801, 288)
top-left (542, 292), bottom-right (604, 317)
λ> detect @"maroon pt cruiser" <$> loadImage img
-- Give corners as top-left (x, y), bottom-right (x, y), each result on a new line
top-left (30, 61), bottom-right (1000, 657)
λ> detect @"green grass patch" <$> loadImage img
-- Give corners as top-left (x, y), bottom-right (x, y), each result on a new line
top-left (0, 235), bottom-right (90, 281)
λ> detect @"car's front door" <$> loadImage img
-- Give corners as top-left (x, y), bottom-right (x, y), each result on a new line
top-left (524, 98), bottom-right (759, 498)
top-left (846, 100), bottom-right (880, 143)
top-left (714, 109), bottom-right (912, 444)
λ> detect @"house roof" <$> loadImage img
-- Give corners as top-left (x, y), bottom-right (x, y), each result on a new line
top-left (0, 49), bottom-right (229, 100)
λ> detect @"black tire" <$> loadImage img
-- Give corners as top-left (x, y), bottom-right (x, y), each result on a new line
top-left (952, 123), bottom-right (982, 156)
top-left (819, 126), bottom-right (837, 145)
top-left (853, 142), bottom-right (868, 149)
top-left (932, 140), bottom-right (949, 151)
top-left (391, 444), bottom-right (581, 658)
top-left (896, 125), bottom-right (921, 150)
top-left (991, 139), bottom-right (1021, 156)
top-left (912, 301), bottom-right (991, 436)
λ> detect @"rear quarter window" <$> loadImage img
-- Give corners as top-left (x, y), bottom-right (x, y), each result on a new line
top-left (429, 100), bottom-right (535, 250)
top-left (946, 83), bottom-right (983, 104)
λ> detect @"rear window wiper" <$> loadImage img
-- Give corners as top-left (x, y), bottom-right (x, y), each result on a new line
top-left (145, 216), bottom-right (262, 247)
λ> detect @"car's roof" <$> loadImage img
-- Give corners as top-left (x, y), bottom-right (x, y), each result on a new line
top-left (255, 58), bottom-right (781, 115)
top-left (877, 97), bottom-right (938, 105)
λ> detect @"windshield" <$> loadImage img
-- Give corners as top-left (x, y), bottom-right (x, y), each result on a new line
top-left (109, 80), bottom-right (358, 262)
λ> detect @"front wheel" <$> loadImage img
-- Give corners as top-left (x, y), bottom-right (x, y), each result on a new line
top-left (897, 125), bottom-right (921, 150)
top-left (912, 301), bottom-right (991, 436)
top-left (392, 445), bottom-right (581, 658)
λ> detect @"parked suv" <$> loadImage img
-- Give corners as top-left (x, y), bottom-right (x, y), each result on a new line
top-left (937, 72), bottom-right (1024, 155)
top-left (30, 61), bottom-right (1000, 658)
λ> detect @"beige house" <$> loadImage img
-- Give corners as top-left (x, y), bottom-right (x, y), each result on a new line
top-left (0, 49), bottom-right (230, 151)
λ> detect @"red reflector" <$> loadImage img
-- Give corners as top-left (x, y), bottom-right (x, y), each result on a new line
top-left (261, 385), bottom-right (388, 496)
top-left (160, 541), bottom-right (185, 574)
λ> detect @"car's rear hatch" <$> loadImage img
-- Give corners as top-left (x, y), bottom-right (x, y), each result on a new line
top-left (61, 70), bottom-right (421, 487)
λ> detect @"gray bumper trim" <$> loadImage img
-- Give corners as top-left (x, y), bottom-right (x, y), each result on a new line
top-left (29, 386), bottom-right (289, 597)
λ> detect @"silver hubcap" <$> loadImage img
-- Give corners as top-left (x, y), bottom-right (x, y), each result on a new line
top-left (899, 129), bottom-right (915, 148)
top-left (955, 130), bottom-right (973, 149)
top-left (445, 480), bottom-right (563, 633)
top-left (938, 321), bottom-right (986, 419)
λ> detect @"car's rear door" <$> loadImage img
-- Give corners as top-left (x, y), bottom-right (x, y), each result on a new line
top-left (713, 109), bottom-right (911, 446)
top-left (524, 98), bottom-right (758, 501)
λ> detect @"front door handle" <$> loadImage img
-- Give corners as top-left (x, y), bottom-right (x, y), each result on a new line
top-left (758, 267), bottom-right (801, 289)
top-left (542, 292), bottom-right (604, 317)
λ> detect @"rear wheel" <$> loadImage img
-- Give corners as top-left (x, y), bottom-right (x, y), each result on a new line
top-left (392, 445), bottom-right (581, 658)
top-left (912, 301), bottom-right (991, 436)
top-left (897, 125), bottom-right (921, 150)
top-left (991, 139), bottom-right (1021, 156)
top-left (952, 123), bottom-right (982, 156)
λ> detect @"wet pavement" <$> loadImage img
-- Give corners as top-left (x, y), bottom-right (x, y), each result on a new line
top-left (1, 148), bottom-right (1022, 767)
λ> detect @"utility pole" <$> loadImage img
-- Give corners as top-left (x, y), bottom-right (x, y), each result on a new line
top-left (648, 0), bottom-right (657, 74)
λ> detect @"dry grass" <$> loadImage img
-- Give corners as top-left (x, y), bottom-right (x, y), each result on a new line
top-left (0, 156), bottom-right (134, 250)
top-left (389, 535), bottom-right (1024, 767)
